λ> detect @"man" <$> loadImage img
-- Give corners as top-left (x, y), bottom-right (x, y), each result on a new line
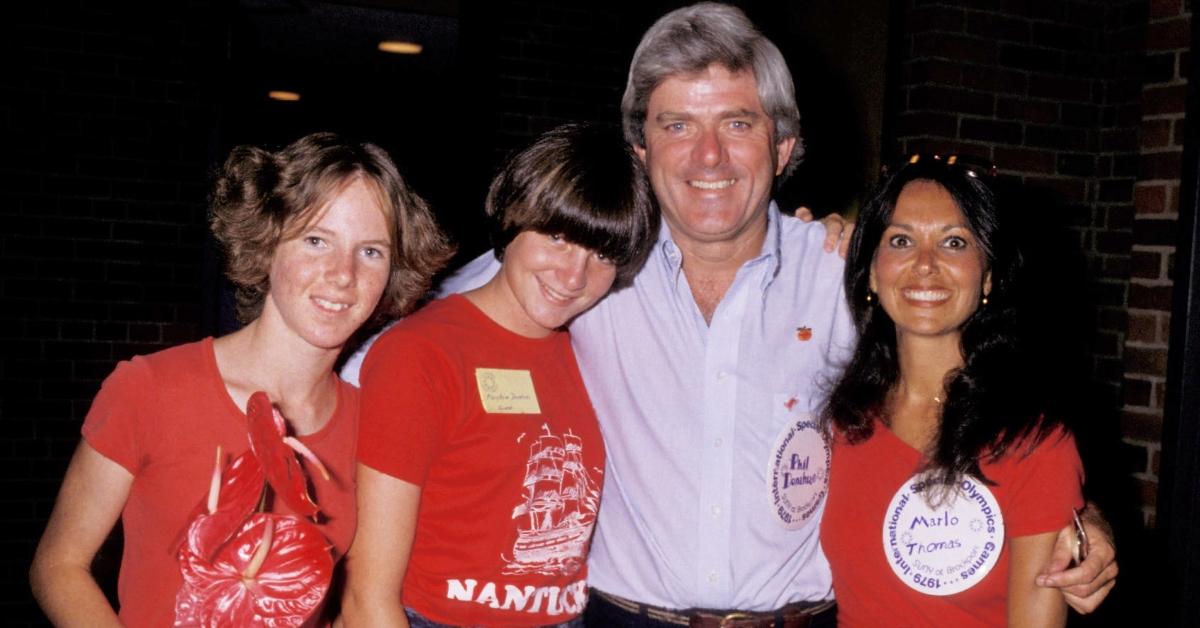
top-left (344, 3), bottom-right (1116, 625)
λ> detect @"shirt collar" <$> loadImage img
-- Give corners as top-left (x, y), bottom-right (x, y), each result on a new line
top-left (759, 201), bottom-right (784, 291)
top-left (655, 219), bottom-right (682, 274)
top-left (654, 201), bottom-right (785, 292)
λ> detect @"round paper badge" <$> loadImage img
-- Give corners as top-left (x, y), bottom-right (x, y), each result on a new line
top-left (882, 475), bottom-right (1005, 596)
top-left (767, 413), bottom-right (830, 529)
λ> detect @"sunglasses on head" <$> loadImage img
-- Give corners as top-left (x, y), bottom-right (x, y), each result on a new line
top-left (883, 153), bottom-right (999, 180)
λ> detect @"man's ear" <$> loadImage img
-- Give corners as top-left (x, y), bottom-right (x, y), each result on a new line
top-left (774, 137), bottom-right (797, 176)
top-left (634, 143), bottom-right (648, 164)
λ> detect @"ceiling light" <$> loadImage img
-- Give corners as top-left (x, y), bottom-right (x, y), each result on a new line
top-left (268, 90), bottom-right (301, 102)
top-left (378, 40), bottom-right (422, 55)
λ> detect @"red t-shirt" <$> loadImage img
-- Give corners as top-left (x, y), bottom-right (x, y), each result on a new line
top-left (821, 420), bottom-right (1083, 627)
top-left (359, 295), bottom-right (605, 627)
top-left (81, 338), bottom-right (358, 628)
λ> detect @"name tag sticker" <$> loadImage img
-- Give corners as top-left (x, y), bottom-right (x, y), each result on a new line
top-left (767, 396), bottom-right (829, 529)
top-left (475, 368), bottom-right (542, 414)
top-left (882, 474), bottom-right (1005, 596)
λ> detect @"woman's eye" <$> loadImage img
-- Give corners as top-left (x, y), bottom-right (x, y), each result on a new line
top-left (547, 233), bottom-right (566, 243)
top-left (304, 236), bottom-right (325, 247)
top-left (362, 246), bottom-right (385, 259)
top-left (594, 251), bottom-right (615, 265)
top-left (943, 236), bottom-right (968, 249)
top-left (887, 234), bottom-right (911, 248)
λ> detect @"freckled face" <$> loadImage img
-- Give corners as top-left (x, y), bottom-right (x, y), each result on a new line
top-left (870, 180), bottom-right (992, 342)
top-left (491, 231), bottom-right (618, 338)
top-left (263, 178), bottom-right (392, 352)
top-left (635, 64), bottom-right (795, 251)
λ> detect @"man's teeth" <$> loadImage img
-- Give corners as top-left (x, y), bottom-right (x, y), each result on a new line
top-left (689, 179), bottom-right (735, 190)
top-left (904, 289), bottom-right (950, 302)
top-left (314, 297), bottom-right (350, 311)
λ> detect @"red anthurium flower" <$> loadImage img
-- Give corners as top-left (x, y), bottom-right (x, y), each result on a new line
top-left (174, 393), bottom-right (336, 628)
top-left (173, 392), bottom-right (336, 626)
top-left (186, 448), bottom-right (267, 561)
top-left (246, 392), bottom-right (329, 517)
top-left (174, 513), bottom-right (333, 627)
top-left (171, 447), bottom-right (265, 560)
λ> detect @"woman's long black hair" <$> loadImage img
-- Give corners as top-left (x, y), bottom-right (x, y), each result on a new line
top-left (822, 157), bottom-right (1067, 487)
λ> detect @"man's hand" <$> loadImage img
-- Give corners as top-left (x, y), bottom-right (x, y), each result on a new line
top-left (1035, 504), bottom-right (1118, 614)
top-left (795, 206), bottom-right (853, 258)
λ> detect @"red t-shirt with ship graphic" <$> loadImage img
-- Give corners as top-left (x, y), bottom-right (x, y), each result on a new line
top-left (358, 295), bottom-right (605, 627)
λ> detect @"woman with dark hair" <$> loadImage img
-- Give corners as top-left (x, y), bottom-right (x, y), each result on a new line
top-left (341, 123), bottom-right (658, 628)
top-left (30, 132), bottom-right (452, 627)
top-left (820, 155), bottom-right (1084, 627)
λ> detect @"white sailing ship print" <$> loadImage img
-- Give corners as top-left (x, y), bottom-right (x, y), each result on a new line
top-left (502, 424), bottom-right (600, 576)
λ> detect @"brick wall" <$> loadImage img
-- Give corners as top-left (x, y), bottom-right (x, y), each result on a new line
top-left (887, 1), bottom-right (1193, 616)
top-left (472, 2), bottom-right (630, 155)
top-left (888, 0), bottom-right (1155, 525)
top-left (2, 1), bottom-right (223, 622)
top-left (1123, 0), bottom-right (1190, 526)
top-left (892, 0), bottom-right (1142, 385)
top-left (445, 1), bottom-right (651, 258)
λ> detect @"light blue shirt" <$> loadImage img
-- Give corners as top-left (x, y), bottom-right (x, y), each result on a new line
top-left (342, 204), bottom-right (854, 611)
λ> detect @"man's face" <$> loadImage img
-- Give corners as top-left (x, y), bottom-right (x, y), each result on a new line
top-left (635, 64), bottom-right (795, 252)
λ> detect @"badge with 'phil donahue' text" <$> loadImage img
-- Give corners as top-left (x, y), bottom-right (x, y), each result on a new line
top-left (883, 474), bottom-right (1005, 596)
top-left (475, 368), bottom-right (541, 414)
top-left (768, 397), bottom-right (829, 529)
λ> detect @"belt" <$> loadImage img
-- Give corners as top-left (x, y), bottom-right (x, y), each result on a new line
top-left (589, 589), bottom-right (835, 628)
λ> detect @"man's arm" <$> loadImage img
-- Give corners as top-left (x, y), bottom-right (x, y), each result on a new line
top-left (1035, 503), bottom-right (1118, 614)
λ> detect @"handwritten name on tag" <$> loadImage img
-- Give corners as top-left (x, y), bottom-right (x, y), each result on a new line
top-left (475, 368), bottom-right (541, 414)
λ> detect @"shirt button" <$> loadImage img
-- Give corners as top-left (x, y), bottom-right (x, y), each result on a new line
top-left (711, 504), bottom-right (721, 516)
top-left (717, 371), bottom-right (728, 379)
top-left (708, 571), bottom-right (718, 583)
top-left (713, 437), bottom-right (723, 447)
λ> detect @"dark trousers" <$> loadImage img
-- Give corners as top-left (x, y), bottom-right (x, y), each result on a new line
top-left (582, 591), bottom-right (838, 628)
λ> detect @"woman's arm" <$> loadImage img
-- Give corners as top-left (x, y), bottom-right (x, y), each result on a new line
top-left (30, 442), bottom-right (133, 627)
top-left (1009, 531), bottom-right (1067, 628)
top-left (339, 463), bottom-right (422, 628)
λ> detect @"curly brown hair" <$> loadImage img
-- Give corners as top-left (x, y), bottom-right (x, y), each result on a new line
top-left (210, 132), bottom-right (453, 325)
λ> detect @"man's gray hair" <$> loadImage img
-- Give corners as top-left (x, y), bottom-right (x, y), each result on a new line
top-left (621, 2), bottom-right (805, 180)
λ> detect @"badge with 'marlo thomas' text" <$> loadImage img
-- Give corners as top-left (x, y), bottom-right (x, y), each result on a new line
top-left (883, 474), bottom-right (1005, 596)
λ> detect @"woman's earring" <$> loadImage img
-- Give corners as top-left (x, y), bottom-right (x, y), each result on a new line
top-left (866, 292), bottom-right (874, 303)
top-left (981, 295), bottom-right (989, 305)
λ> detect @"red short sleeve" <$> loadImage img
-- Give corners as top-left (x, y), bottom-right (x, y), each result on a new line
top-left (357, 327), bottom-right (459, 485)
top-left (81, 357), bottom-right (154, 474)
top-left (999, 427), bottom-right (1085, 537)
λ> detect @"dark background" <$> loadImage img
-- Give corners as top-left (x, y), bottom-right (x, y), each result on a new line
top-left (3, 0), bottom-right (1192, 624)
